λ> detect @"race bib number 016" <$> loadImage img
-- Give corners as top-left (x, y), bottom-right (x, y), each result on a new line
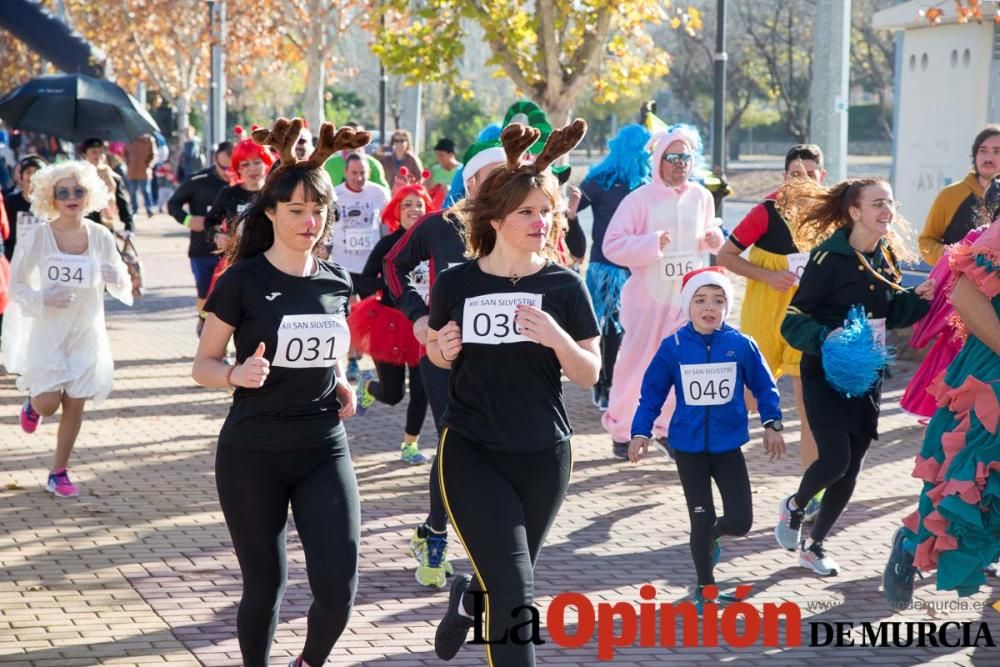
top-left (462, 292), bottom-right (543, 345)
top-left (345, 228), bottom-right (376, 253)
top-left (680, 362), bottom-right (737, 406)
top-left (273, 314), bottom-right (350, 368)
top-left (660, 251), bottom-right (699, 282)
top-left (43, 253), bottom-right (93, 289)
top-left (786, 252), bottom-right (809, 283)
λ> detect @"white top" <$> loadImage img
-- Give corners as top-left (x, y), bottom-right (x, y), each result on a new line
top-left (332, 182), bottom-right (390, 275)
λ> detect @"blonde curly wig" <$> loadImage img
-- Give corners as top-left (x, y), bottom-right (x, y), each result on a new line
top-left (29, 161), bottom-right (112, 221)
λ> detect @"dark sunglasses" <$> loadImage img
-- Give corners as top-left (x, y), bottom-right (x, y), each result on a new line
top-left (55, 186), bottom-right (87, 201)
top-left (391, 138), bottom-right (406, 144)
top-left (662, 152), bottom-right (693, 165)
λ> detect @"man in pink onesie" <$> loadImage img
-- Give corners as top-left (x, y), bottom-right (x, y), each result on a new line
top-left (602, 126), bottom-right (724, 458)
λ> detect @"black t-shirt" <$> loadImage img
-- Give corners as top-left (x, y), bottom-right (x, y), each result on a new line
top-left (428, 260), bottom-right (600, 452)
top-left (205, 184), bottom-right (257, 236)
top-left (204, 253), bottom-right (353, 449)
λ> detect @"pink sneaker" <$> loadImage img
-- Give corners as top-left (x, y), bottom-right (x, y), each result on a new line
top-left (20, 398), bottom-right (41, 433)
top-left (46, 469), bottom-right (80, 498)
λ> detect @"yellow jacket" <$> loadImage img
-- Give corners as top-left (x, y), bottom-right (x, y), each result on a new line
top-left (918, 171), bottom-right (985, 265)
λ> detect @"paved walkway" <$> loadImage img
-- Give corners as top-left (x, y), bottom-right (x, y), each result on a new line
top-left (1, 215), bottom-right (997, 666)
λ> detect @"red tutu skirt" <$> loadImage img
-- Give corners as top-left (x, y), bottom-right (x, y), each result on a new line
top-left (348, 295), bottom-right (422, 367)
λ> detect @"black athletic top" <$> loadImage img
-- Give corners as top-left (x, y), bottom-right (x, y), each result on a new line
top-left (206, 184), bottom-right (258, 238)
top-left (167, 167), bottom-right (229, 257)
top-left (204, 253), bottom-right (353, 449)
top-left (428, 260), bottom-right (599, 452)
top-left (384, 210), bottom-right (466, 322)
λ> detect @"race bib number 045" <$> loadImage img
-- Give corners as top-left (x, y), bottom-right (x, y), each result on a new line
top-left (345, 228), bottom-right (376, 253)
top-left (660, 251), bottom-right (699, 282)
top-left (462, 292), bottom-right (543, 345)
top-left (680, 362), bottom-right (737, 406)
top-left (43, 253), bottom-right (93, 289)
top-left (273, 314), bottom-right (350, 368)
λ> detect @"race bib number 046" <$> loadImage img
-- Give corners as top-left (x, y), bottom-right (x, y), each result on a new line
top-left (660, 251), bottom-right (699, 282)
top-left (43, 253), bottom-right (93, 289)
top-left (462, 292), bottom-right (543, 345)
top-left (680, 362), bottom-right (737, 406)
top-left (273, 314), bottom-right (350, 368)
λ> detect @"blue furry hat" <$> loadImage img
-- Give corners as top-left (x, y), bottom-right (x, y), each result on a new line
top-left (821, 305), bottom-right (894, 398)
top-left (584, 124), bottom-right (652, 192)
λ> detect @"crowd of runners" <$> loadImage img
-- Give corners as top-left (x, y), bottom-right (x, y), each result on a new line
top-left (1, 103), bottom-right (999, 666)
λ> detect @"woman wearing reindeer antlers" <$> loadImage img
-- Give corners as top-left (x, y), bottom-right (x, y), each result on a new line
top-left (192, 118), bottom-right (369, 667)
top-left (426, 120), bottom-right (601, 665)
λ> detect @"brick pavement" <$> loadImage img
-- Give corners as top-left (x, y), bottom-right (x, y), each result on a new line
top-left (1, 215), bottom-right (998, 666)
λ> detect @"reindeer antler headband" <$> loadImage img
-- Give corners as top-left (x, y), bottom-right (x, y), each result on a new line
top-left (496, 118), bottom-right (587, 178)
top-left (252, 117), bottom-right (371, 173)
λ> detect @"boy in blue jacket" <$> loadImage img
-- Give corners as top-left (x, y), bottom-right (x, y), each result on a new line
top-left (629, 267), bottom-right (786, 607)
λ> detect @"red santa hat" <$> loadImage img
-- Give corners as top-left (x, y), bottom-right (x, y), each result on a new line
top-left (680, 266), bottom-right (734, 320)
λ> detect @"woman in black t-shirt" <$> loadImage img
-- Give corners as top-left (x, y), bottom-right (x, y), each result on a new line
top-left (426, 121), bottom-right (601, 665)
top-left (193, 118), bottom-right (369, 667)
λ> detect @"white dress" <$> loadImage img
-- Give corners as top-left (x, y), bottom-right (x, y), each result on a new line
top-left (1, 221), bottom-right (132, 402)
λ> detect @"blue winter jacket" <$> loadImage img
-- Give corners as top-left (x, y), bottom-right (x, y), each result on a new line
top-left (631, 322), bottom-right (782, 454)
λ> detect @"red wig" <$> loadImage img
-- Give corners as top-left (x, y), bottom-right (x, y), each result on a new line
top-left (383, 184), bottom-right (433, 232)
top-left (230, 125), bottom-right (275, 184)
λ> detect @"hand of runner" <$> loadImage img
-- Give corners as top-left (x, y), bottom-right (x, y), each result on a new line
top-left (702, 228), bottom-right (724, 252)
top-left (763, 429), bottom-right (785, 461)
top-left (214, 232), bottom-right (228, 250)
top-left (566, 186), bottom-right (581, 218)
top-left (233, 342), bottom-right (269, 388)
top-left (43, 286), bottom-right (76, 308)
top-left (915, 278), bottom-right (936, 301)
top-left (515, 305), bottom-right (567, 349)
top-left (628, 436), bottom-right (649, 463)
top-left (437, 320), bottom-right (462, 361)
top-left (189, 215), bottom-right (206, 232)
top-left (335, 377), bottom-right (356, 419)
top-left (658, 230), bottom-right (672, 250)
top-left (767, 270), bottom-right (798, 292)
top-left (413, 315), bottom-right (430, 345)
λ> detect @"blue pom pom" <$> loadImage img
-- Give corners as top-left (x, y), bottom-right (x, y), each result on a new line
top-left (821, 305), bottom-right (894, 398)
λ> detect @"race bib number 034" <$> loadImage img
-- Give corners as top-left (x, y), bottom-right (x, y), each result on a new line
top-left (462, 292), bottom-right (543, 345)
top-left (273, 314), bottom-right (350, 368)
top-left (660, 251), bottom-right (699, 282)
top-left (43, 253), bottom-right (92, 289)
top-left (680, 362), bottom-right (737, 406)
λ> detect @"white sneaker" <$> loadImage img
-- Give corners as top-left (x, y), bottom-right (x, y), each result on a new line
top-left (775, 495), bottom-right (803, 551)
top-left (800, 540), bottom-right (839, 576)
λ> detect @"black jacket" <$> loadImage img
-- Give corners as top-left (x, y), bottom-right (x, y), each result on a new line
top-left (167, 167), bottom-right (229, 257)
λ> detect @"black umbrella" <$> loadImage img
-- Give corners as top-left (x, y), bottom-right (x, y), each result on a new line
top-left (0, 73), bottom-right (160, 143)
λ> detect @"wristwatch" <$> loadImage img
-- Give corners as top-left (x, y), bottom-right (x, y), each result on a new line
top-left (764, 420), bottom-right (784, 432)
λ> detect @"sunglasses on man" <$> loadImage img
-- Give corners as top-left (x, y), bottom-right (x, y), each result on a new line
top-left (55, 186), bottom-right (87, 201)
top-left (662, 152), bottom-right (693, 165)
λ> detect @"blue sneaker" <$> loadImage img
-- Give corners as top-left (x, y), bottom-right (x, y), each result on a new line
top-left (416, 532), bottom-right (449, 588)
top-left (883, 527), bottom-right (918, 608)
top-left (400, 441), bottom-right (429, 465)
top-left (354, 369), bottom-right (377, 415)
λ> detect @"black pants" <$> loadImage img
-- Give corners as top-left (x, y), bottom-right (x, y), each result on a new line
top-left (793, 426), bottom-right (872, 543)
top-left (370, 361), bottom-right (428, 436)
top-left (439, 428), bottom-right (571, 666)
top-left (674, 449), bottom-right (753, 586)
top-left (420, 355), bottom-right (450, 532)
top-left (215, 432), bottom-right (360, 667)
top-left (596, 314), bottom-right (623, 394)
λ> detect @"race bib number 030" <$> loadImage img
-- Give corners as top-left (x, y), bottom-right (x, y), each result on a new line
top-left (43, 253), bottom-right (92, 289)
top-left (680, 362), bottom-right (737, 406)
top-left (786, 252), bottom-right (809, 283)
top-left (273, 314), bottom-right (350, 368)
top-left (660, 251), bottom-right (699, 282)
top-left (345, 228), bottom-right (376, 253)
top-left (462, 292), bottom-right (543, 345)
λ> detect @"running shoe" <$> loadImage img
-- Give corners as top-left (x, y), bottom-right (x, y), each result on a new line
top-left (986, 561), bottom-right (1000, 578)
top-left (400, 441), bottom-right (429, 465)
top-left (591, 386), bottom-right (608, 411)
top-left (354, 370), bottom-right (377, 415)
top-left (435, 574), bottom-right (474, 660)
top-left (409, 525), bottom-right (454, 574)
top-left (46, 469), bottom-right (80, 498)
top-left (346, 358), bottom-right (360, 383)
top-left (416, 533), bottom-right (450, 588)
top-left (799, 540), bottom-right (839, 576)
top-left (803, 490), bottom-right (824, 524)
top-left (775, 495), bottom-right (804, 551)
top-left (883, 527), bottom-right (918, 608)
top-left (656, 436), bottom-right (675, 460)
top-left (287, 657), bottom-right (303, 667)
top-left (20, 398), bottom-right (41, 434)
top-left (612, 441), bottom-right (629, 460)
top-left (711, 538), bottom-right (721, 568)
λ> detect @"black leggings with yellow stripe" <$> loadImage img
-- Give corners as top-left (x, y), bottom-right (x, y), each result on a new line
top-left (439, 428), bottom-right (571, 666)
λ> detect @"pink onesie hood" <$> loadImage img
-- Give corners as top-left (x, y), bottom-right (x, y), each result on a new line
top-left (650, 128), bottom-right (698, 189)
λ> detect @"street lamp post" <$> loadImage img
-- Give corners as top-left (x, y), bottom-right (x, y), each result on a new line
top-left (711, 0), bottom-right (727, 215)
top-left (207, 0), bottom-right (226, 156)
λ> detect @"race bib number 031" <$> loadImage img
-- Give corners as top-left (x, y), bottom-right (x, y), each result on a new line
top-left (43, 253), bottom-right (93, 289)
top-left (786, 252), bottom-right (809, 283)
top-left (462, 292), bottom-right (543, 345)
top-left (345, 228), bottom-right (376, 253)
top-left (680, 362), bottom-right (737, 406)
top-left (660, 251), bottom-right (699, 282)
top-left (273, 314), bottom-right (350, 368)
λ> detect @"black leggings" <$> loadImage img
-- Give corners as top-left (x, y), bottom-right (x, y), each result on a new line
top-left (792, 426), bottom-right (872, 543)
top-left (597, 314), bottom-right (623, 393)
top-left (369, 361), bottom-right (428, 436)
top-left (439, 428), bottom-right (571, 666)
top-left (215, 432), bottom-right (360, 667)
top-left (420, 355), bottom-right (450, 532)
top-left (674, 449), bottom-right (753, 586)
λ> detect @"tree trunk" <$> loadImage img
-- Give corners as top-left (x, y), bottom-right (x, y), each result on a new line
top-left (303, 18), bottom-right (326, 130)
top-left (538, 95), bottom-right (573, 129)
top-left (175, 94), bottom-right (190, 136)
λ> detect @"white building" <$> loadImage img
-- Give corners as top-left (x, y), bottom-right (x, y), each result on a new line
top-left (873, 2), bottom-right (999, 253)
